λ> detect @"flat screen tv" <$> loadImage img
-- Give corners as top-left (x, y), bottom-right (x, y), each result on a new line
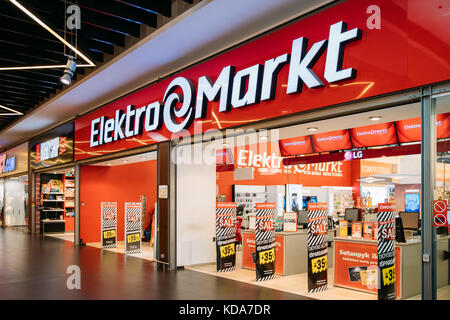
top-left (302, 196), bottom-right (317, 210)
top-left (405, 193), bottom-right (420, 213)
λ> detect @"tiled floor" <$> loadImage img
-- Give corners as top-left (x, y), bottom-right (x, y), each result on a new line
top-left (186, 248), bottom-right (377, 300)
top-left (0, 227), bottom-right (308, 300)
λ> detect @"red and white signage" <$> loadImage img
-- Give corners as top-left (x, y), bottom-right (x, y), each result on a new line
top-left (433, 200), bottom-right (448, 227)
top-left (74, 0), bottom-right (450, 160)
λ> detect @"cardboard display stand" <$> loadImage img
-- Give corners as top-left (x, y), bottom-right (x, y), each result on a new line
top-left (215, 202), bottom-right (237, 272)
top-left (125, 202), bottom-right (142, 254)
top-left (101, 202), bottom-right (117, 248)
top-left (307, 202), bottom-right (328, 292)
top-left (377, 203), bottom-right (396, 300)
top-left (255, 203), bottom-right (276, 281)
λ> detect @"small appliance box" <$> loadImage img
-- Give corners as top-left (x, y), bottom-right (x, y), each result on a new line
top-left (363, 221), bottom-right (375, 240)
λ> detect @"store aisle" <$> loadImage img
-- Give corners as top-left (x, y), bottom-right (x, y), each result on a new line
top-left (0, 228), bottom-right (309, 300)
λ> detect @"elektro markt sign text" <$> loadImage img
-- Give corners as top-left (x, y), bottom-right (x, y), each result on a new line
top-left (90, 21), bottom-right (362, 147)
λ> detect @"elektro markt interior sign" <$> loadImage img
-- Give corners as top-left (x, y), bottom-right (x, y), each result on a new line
top-left (90, 21), bottom-right (362, 147)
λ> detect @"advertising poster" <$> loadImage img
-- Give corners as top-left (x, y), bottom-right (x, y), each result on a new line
top-left (283, 212), bottom-right (297, 232)
top-left (338, 220), bottom-right (348, 237)
top-left (351, 221), bottom-right (362, 239)
top-left (101, 202), bottom-right (117, 248)
top-left (125, 202), bottom-right (142, 254)
top-left (215, 202), bottom-right (237, 272)
top-left (377, 203), bottom-right (396, 300)
top-left (334, 240), bottom-right (401, 297)
top-left (255, 203), bottom-right (276, 281)
top-left (307, 203), bottom-right (329, 292)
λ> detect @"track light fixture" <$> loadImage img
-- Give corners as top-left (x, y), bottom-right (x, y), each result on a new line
top-left (59, 58), bottom-right (77, 86)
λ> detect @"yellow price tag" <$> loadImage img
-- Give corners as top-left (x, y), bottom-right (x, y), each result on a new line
top-left (382, 265), bottom-right (395, 286)
top-left (220, 243), bottom-right (235, 258)
top-left (311, 255), bottom-right (328, 274)
top-left (127, 233), bottom-right (140, 243)
top-left (103, 230), bottom-right (116, 239)
top-left (259, 248), bottom-right (275, 265)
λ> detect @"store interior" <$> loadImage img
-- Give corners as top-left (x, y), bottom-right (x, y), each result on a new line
top-left (0, 175), bottom-right (28, 227)
top-left (39, 167), bottom-right (76, 238)
top-left (179, 99), bottom-right (450, 300)
top-left (79, 151), bottom-right (157, 260)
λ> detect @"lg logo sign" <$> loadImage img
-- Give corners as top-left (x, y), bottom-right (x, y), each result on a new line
top-left (344, 150), bottom-right (363, 161)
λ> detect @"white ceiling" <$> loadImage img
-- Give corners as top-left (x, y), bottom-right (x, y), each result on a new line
top-left (94, 151), bottom-right (157, 167)
top-left (0, 0), bottom-right (335, 150)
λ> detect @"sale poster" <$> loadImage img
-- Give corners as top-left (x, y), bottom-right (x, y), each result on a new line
top-left (307, 203), bottom-right (328, 292)
top-left (125, 202), bottom-right (142, 254)
top-left (101, 202), bottom-right (117, 248)
top-left (216, 202), bottom-right (237, 272)
top-left (377, 203), bottom-right (396, 300)
top-left (255, 203), bottom-right (276, 281)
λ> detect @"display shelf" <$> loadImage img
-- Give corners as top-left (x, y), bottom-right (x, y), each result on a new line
top-left (41, 209), bottom-right (65, 211)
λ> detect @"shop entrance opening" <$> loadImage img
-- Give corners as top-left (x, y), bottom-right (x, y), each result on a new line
top-left (79, 151), bottom-right (157, 261)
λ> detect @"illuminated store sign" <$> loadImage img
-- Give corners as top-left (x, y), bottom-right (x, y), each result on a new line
top-left (36, 137), bottom-right (67, 162)
top-left (90, 21), bottom-right (362, 146)
top-left (0, 154), bottom-right (16, 173)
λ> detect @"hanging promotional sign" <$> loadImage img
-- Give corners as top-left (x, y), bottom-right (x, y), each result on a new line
top-left (255, 203), bottom-right (276, 281)
top-left (307, 202), bottom-right (328, 292)
top-left (125, 202), bottom-right (142, 254)
top-left (377, 203), bottom-right (396, 300)
top-left (215, 202), bottom-right (237, 272)
top-left (350, 123), bottom-right (397, 148)
top-left (101, 202), bottom-right (117, 248)
top-left (311, 130), bottom-right (352, 153)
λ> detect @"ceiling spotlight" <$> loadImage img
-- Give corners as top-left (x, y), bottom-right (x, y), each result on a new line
top-left (307, 127), bottom-right (318, 132)
top-left (122, 160), bottom-right (128, 163)
top-left (59, 58), bottom-right (77, 86)
top-left (140, 157), bottom-right (147, 160)
top-left (369, 116), bottom-right (382, 121)
top-left (107, 163), bottom-right (112, 166)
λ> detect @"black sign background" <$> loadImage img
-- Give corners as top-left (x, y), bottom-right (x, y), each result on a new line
top-left (30, 121), bottom-right (74, 170)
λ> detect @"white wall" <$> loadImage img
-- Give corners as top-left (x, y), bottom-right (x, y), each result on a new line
top-left (176, 144), bottom-right (216, 267)
top-left (4, 177), bottom-right (26, 226)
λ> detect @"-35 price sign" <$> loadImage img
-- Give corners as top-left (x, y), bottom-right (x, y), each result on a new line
top-left (382, 266), bottom-right (396, 286)
top-left (125, 202), bottom-right (142, 254)
top-left (220, 243), bottom-right (235, 258)
top-left (216, 203), bottom-right (237, 272)
top-left (101, 202), bottom-right (117, 248)
top-left (259, 248), bottom-right (275, 265)
top-left (307, 203), bottom-right (328, 292)
top-left (311, 255), bottom-right (328, 274)
top-left (255, 203), bottom-right (276, 281)
top-left (377, 204), bottom-right (396, 300)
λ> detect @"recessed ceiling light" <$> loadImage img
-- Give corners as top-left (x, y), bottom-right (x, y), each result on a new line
top-left (107, 163), bottom-right (112, 166)
top-left (307, 127), bottom-right (318, 132)
top-left (140, 157), bottom-right (146, 160)
top-left (369, 116), bottom-right (382, 121)
top-left (122, 160), bottom-right (128, 163)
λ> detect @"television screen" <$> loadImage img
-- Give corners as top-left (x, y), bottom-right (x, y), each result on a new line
top-left (302, 196), bottom-right (317, 210)
top-left (405, 193), bottom-right (420, 213)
